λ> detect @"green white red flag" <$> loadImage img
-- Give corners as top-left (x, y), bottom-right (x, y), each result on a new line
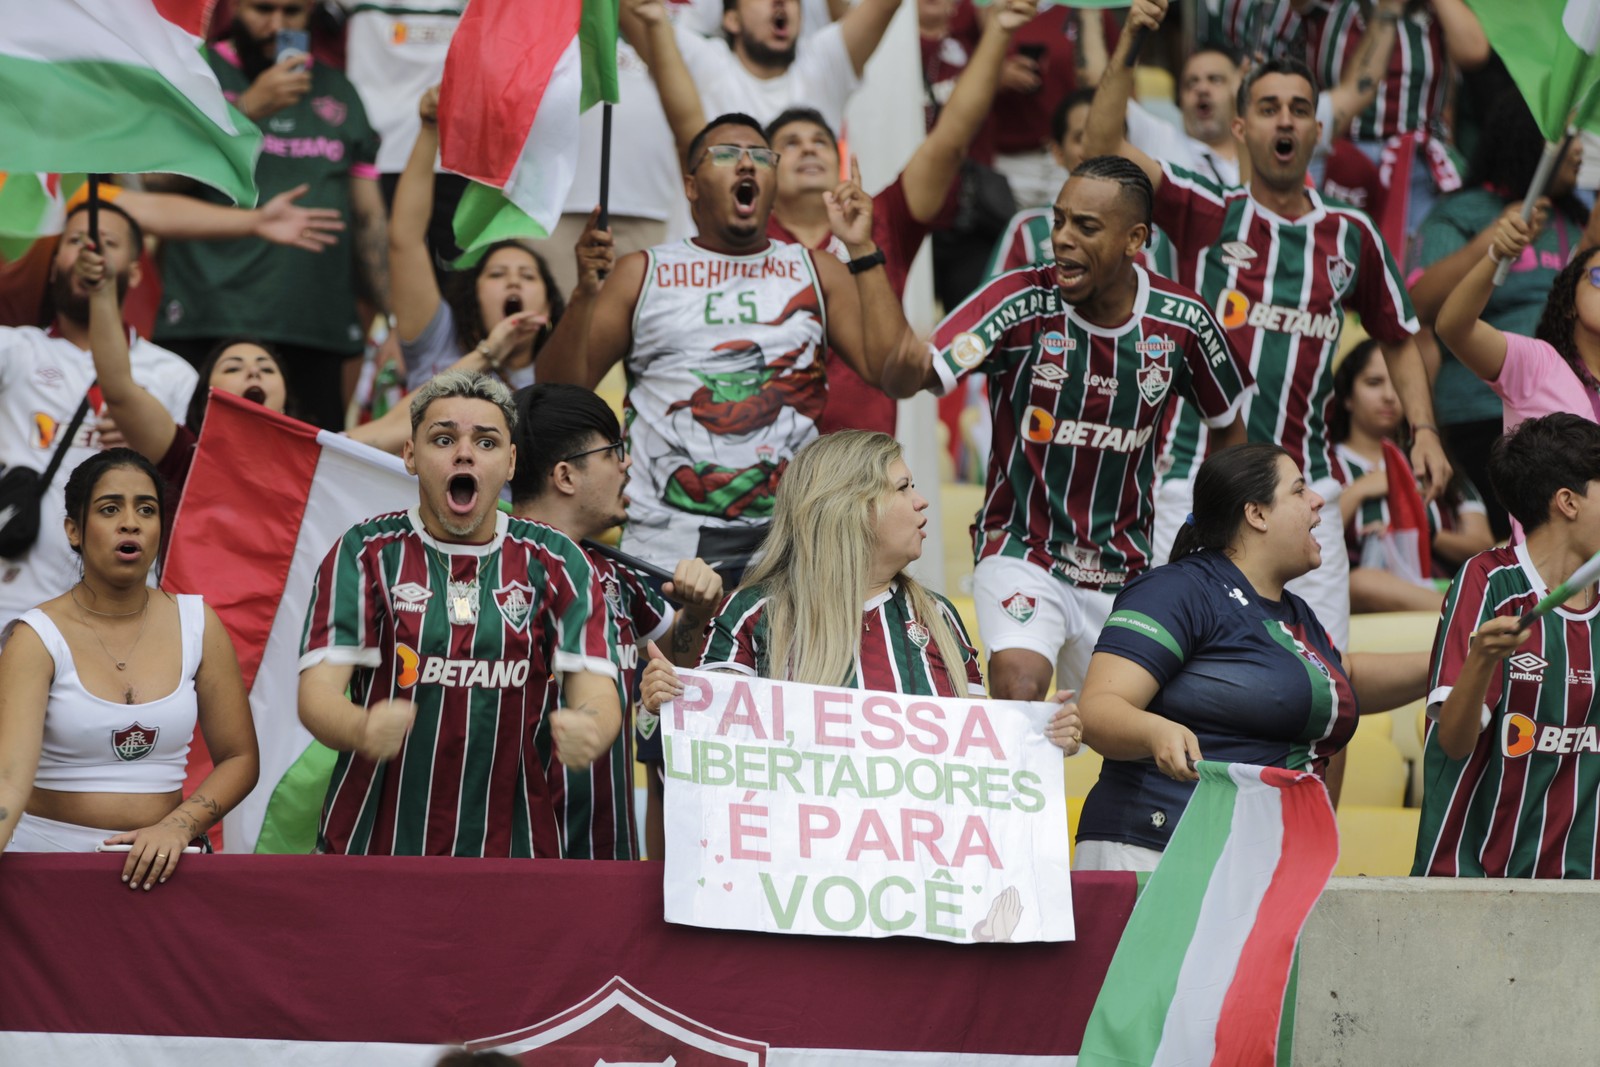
top-left (440, 0), bottom-right (619, 263)
top-left (0, 0), bottom-right (260, 205)
top-left (1079, 762), bottom-right (1339, 1067)
top-left (1466, 0), bottom-right (1600, 141)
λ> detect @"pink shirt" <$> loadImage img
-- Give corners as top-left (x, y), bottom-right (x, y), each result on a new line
top-left (1494, 332), bottom-right (1600, 429)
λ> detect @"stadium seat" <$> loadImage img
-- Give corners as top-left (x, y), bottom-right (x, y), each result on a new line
top-left (1347, 611), bottom-right (1439, 806)
top-left (1334, 805), bottom-right (1421, 877)
top-left (941, 483), bottom-right (985, 596)
top-left (1338, 729), bottom-right (1408, 808)
top-left (1064, 746), bottom-right (1103, 801)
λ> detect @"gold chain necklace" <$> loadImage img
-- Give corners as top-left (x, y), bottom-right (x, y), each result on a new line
top-left (71, 587), bottom-right (152, 703)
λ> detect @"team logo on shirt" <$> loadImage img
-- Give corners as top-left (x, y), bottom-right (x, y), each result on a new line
top-left (951, 331), bottom-right (989, 369)
top-left (1216, 289), bottom-right (1340, 339)
top-left (32, 412), bottom-right (58, 450)
top-left (1220, 241), bottom-right (1257, 269)
top-left (1502, 712), bottom-right (1600, 757)
top-left (636, 705), bottom-right (660, 741)
top-left (393, 641), bottom-right (532, 689)
top-left (390, 581), bottom-right (433, 614)
top-left (602, 576), bottom-right (625, 616)
top-left (1000, 591), bottom-right (1037, 624)
top-left (906, 620), bottom-right (931, 649)
top-left (1326, 255), bottom-right (1356, 296)
top-left (1030, 362), bottom-right (1070, 390)
top-left (311, 96), bottom-right (348, 127)
top-left (1137, 358), bottom-right (1174, 405)
top-left (111, 722), bottom-right (159, 762)
top-left (1508, 652), bottom-right (1548, 683)
top-left (493, 581), bottom-right (535, 633)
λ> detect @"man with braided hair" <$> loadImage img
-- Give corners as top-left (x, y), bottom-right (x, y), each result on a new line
top-left (888, 155), bottom-right (1255, 702)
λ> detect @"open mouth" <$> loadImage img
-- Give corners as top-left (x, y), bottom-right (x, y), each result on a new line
top-left (114, 539), bottom-right (141, 562)
top-left (1195, 100), bottom-right (1213, 119)
top-left (1273, 136), bottom-right (1296, 164)
top-left (446, 473), bottom-right (479, 516)
top-left (503, 293), bottom-right (524, 318)
top-left (1055, 259), bottom-right (1088, 288)
top-left (243, 385), bottom-right (267, 404)
top-left (772, 8), bottom-right (790, 36)
top-left (733, 178), bottom-right (759, 217)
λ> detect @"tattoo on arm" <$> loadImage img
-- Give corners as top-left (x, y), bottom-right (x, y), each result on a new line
top-left (672, 615), bottom-right (698, 658)
top-left (352, 199), bottom-right (392, 312)
top-left (0, 806), bottom-right (8, 824)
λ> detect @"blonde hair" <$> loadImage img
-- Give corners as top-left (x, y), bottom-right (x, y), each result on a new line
top-left (741, 431), bottom-right (970, 696)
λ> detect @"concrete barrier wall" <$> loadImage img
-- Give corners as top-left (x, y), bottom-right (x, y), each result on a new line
top-left (1293, 877), bottom-right (1600, 1066)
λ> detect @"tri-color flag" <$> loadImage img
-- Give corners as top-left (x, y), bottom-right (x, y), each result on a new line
top-left (1079, 762), bottom-right (1339, 1067)
top-left (0, 0), bottom-right (260, 205)
top-left (1463, 0), bottom-right (1600, 142)
top-left (439, 0), bottom-right (620, 265)
top-left (163, 391), bottom-right (416, 854)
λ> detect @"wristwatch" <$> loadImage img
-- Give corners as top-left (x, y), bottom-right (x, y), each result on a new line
top-left (847, 248), bottom-right (887, 275)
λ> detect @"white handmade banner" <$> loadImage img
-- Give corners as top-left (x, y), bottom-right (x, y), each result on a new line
top-left (661, 670), bottom-right (1073, 943)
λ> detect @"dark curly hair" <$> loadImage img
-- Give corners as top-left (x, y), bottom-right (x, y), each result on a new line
top-left (1533, 246), bottom-right (1600, 397)
top-left (444, 240), bottom-right (566, 358)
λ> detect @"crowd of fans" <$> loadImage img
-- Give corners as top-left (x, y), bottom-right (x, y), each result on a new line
top-left (2, 0), bottom-right (1600, 896)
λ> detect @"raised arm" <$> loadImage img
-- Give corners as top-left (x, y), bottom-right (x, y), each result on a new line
top-left (839, 0), bottom-right (904, 76)
top-left (903, 0), bottom-right (1038, 223)
top-left (1323, 0), bottom-right (1403, 142)
top-left (627, 0), bottom-right (706, 171)
top-left (1084, 0), bottom-right (1165, 189)
top-left (388, 88), bottom-right (445, 344)
top-left (535, 249), bottom-right (646, 389)
top-left (350, 175), bottom-right (393, 328)
top-left (0, 624), bottom-right (53, 856)
top-left (78, 245), bottom-right (180, 463)
top-left (1432, 0), bottom-right (1490, 71)
top-left (1411, 199), bottom-right (1545, 325)
top-left (117, 186), bottom-right (343, 252)
top-left (1434, 211), bottom-right (1534, 384)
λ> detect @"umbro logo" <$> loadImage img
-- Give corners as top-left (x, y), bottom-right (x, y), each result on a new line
top-left (391, 581), bottom-right (433, 614)
top-left (1509, 652), bottom-right (1547, 683)
top-left (1031, 363), bottom-right (1070, 390)
top-left (1221, 241), bottom-right (1257, 268)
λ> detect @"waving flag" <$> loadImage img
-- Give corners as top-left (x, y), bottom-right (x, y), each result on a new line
top-left (1079, 762), bottom-right (1339, 1067)
top-left (0, 0), bottom-right (260, 205)
top-left (1467, 0), bottom-right (1600, 141)
top-left (440, 0), bottom-right (619, 263)
top-left (163, 392), bottom-right (415, 853)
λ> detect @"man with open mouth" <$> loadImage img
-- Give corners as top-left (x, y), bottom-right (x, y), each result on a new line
top-left (537, 114), bottom-right (927, 587)
top-left (297, 371), bottom-right (623, 858)
top-left (882, 154), bottom-right (1255, 709)
top-left (1085, 0), bottom-right (1448, 657)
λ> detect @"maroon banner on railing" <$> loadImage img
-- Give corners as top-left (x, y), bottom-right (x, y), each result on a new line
top-left (0, 855), bottom-right (1135, 1065)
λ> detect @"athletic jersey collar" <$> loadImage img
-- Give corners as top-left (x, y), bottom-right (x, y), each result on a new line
top-left (685, 236), bottom-right (776, 260)
top-left (1514, 541), bottom-right (1600, 621)
top-left (1064, 263), bottom-right (1150, 339)
top-left (407, 506), bottom-right (508, 556)
top-left (1248, 184), bottom-right (1327, 228)
top-left (864, 582), bottom-right (899, 612)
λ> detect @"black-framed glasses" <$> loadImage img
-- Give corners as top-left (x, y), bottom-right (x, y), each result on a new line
top-left (562, 440), bottom-right (626, 463)
top-left (694, 144), bottom-right (780, 170)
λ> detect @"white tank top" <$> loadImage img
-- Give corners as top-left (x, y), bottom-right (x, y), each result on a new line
top-left (623, 239), bottom-right (828, 567)
top-left (19, 594), bottom-right (205, 793)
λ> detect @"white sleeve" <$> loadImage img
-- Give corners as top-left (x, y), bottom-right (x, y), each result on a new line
top-left (1315, 91), bottom-right (1335, 158)
top-left (793, 21), bottom-right (861, 124)
top-left (1125, 101), bottom-right (1180, 162)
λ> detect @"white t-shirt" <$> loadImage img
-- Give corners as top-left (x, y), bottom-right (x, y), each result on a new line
top-left (562, 41), bottom-right (682, 223)
top-left (676, 0), bottom-right (838, 41)
top-left (1126, 100), bottom-right (1241, 187)
top-left (0, 327), bottom-right (197, 625)
top-left (674, 20), bottom-right (860, 130)
top-left (339, 0), bottom-right (465, 174)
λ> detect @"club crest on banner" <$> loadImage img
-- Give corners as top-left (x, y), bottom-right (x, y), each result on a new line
top-left (111, 722), bottom-right (159, 762)
top-left (466, 975), bottom-right (767, 1064)
top-left (494, 581), bottom-right (535, 632)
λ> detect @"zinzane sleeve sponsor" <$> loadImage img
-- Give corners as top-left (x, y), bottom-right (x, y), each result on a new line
top-left (926, 270), bottom-right (1038, 397)
top-left (697, 590), bottom-right (765, 675)
top-left (545, 539), bottom-right (619, 682)
top-left (1426, 554), bottom-right (1502, 730)
top-left (1092, 567), bottom-right (1207, 686)
top-left (1173, 291), bottom-right (1254, 427)
top-left (298, 528), bottom-right (383, 671)
top-left (1350, 212), bottom-right (1419, 343)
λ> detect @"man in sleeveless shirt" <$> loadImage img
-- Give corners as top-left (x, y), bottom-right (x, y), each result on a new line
top-left (537, 113), bottom-right (929, 584)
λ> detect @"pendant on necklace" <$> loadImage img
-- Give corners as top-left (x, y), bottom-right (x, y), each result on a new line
top-left (115, 661), bottom-right (127, 671)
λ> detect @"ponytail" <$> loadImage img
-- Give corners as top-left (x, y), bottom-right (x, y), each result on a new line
top-left (1171, 443), bottom-right (1289, 562)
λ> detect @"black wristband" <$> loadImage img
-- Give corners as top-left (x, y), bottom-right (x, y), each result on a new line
top-left (847, 248), bottom-right (887, 275)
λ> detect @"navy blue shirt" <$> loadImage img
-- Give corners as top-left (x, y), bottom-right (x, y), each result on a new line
top-left (1078, 550), bottom-right (1357, 851)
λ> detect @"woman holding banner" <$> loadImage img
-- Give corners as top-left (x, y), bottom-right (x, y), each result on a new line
top-left (1073, 443), bottom-right (1428, 872)
top-left (640, 431), bottom-right (1083, 752)
top-left (0, 450), bottom-right (258, 887)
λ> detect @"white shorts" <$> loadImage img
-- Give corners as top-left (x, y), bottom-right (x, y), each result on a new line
top-left (8, 811), bottom-right (118, 853)
top-left (1073, 838), bottom-right (1164, 872)
top-left (973, 555), bottom-right (1117, 694)
top-left (1150, 475), bottom-right (1350, 651)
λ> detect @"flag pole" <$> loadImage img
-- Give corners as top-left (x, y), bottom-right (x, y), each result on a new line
top-left (1493, 128), bottom-right (1572, 286)
top-left (86, 173), bottom-right (100, 249)
top-left (598, 103), bottom-right (613, 232)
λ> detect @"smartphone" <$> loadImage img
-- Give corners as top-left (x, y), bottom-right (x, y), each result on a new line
top-left (96, 843), bottom-right (202, 854)
top-left (276, 28), bottom-right (311, 69)
top-left (1018, 42), bottom-right (1047, 64)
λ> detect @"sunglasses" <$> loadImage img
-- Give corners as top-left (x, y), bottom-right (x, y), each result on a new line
top-left (562, 440), bottom-right (626, 463)
top-left (695, 144), bottom-right (780, 170)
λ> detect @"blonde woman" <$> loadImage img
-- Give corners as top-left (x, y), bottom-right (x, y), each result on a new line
top-left (641, 432), bottom-right (1082, 751)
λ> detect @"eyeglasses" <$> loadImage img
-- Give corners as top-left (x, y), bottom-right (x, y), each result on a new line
top-left (694, 144), bottom-right (780, 171)
top-left (248, 1), bottom-right (308, 14)
top-left (561, 440), bottom-right (626, 463)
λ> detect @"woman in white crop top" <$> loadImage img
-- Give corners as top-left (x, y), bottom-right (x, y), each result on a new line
top-left (0, 449), bottom-right (258, 889)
